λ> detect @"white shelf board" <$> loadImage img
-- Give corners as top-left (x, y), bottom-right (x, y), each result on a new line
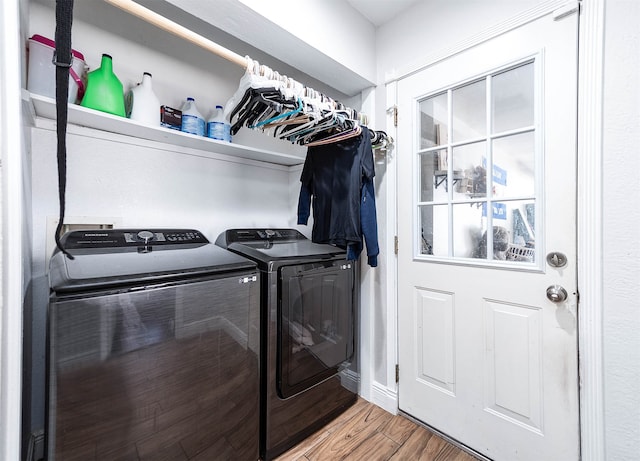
top-left (29, 93), bottom-right (306, 167)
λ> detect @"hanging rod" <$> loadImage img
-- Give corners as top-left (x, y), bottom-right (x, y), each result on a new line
top-left (104, 0), bottom-right (249, 69)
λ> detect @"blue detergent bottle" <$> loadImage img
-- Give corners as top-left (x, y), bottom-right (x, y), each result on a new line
top-left (207, 105), bottom-right (232, 142)
top-left (180, 97), bottom-right (205, 136)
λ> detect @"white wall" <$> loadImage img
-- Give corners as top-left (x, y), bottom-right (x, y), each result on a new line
top-left (238, 0), bottom-right (376, 84)
top-left (30, 130), bottom-right (296, 246)
top-left (602, 1), bottom-right (640, 458)
top-left (376, 0), bottom-right (551, 90)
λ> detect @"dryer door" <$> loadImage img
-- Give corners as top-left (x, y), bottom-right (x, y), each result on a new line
top-left (278, 260), bottom-right (355, 398)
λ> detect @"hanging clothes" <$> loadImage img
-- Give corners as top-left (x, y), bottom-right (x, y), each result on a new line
top-left (297, 126), bottom-right (379, 267)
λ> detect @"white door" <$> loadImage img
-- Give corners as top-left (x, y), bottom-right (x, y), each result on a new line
top-left (397, 9), bottom-right (579, 461)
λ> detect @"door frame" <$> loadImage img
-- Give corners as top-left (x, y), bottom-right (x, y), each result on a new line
top-left (384, 1), bottom-right (605, 459)
top-left (1, 0), bottom-right (26, 459)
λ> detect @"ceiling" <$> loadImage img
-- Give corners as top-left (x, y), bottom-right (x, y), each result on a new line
top-left (346, 0), bottom-right (422, 27)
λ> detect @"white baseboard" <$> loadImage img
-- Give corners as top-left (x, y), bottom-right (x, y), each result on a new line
top-left (370, 381), bottom-right (398, 415)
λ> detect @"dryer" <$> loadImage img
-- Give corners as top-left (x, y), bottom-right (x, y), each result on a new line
top-left (216, 228), bottom-right (358, 461)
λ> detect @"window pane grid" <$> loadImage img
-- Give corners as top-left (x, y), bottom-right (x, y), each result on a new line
top-left (446, 89), bottom-right (454, 256)
top-left (416, 61), bottom-right (538, 264)
top-left (422, 126), bottom-right (535, 153)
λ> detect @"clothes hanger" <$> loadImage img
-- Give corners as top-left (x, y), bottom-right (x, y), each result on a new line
top-left (225, 58), bottom-right (376, 147)
top-left (251, 97), bottom-right (303, 128)
top-left (294, 111), bottom-right (342, 144)
top-left (305, 123), bottom-right (363, 147)
top-left (371, 130), bottom-right (394, 150)
top-left (299, 115), bottom-right (356, 145)
top-left (227, 59), bottom-right (297, 124)
top-left (231, 87), bottom-right (282, 135)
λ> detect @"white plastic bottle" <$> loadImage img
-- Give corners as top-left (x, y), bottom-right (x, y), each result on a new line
top-left (207, 105), bottom-right (231, 141)
top-left (181, 97), bottom-right (205, 136)
top-left (125, 72), bottom-right (161, 126)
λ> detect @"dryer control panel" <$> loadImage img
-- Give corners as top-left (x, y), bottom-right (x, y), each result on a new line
top-left (218, 228), bottom-right (305, 245)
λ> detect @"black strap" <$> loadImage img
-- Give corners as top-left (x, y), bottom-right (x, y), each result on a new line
top-left (54, 0), bottom-right (74, 259)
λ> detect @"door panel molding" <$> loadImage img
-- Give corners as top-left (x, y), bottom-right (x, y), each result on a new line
top-left (415, 287), bottom-right (455, 394)
top-left (484, 300), bottom-right (543, 432)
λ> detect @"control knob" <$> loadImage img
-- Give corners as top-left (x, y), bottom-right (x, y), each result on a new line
top-left (137, 230), bottom-right (155, 244)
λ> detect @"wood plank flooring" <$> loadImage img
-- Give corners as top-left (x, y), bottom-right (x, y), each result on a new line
top-left (274, 398), bottom-right (480, 461)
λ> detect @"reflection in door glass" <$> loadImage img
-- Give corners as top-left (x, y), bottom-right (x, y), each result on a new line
top-left (471, 224), bottom-right (511, 260)
top-left (493, 132), bottom-right (535, 197)
top-left (492, 62), bottom-right (534, 133)
top-left (420, 150), bottom-right (448, 202)
top-left (460, 200), bottom-right (536, 262)
top-left (453, 203), bottom-right (486, 259)
top-left (420, 205), bottom-right (448, 256)
top-left (419, 93), bottom-right (447, 149)
top-left (452, 142), bottom-right (486, 198)
top-left (507, 199), bottom-right (536, 262)
top-left (452, 79), bottom-right (486, 142)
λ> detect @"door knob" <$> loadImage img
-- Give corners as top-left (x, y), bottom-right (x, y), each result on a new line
top-left (546, 285), bottom-right (568, 303)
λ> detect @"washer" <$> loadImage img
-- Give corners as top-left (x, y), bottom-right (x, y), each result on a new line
top-left (47, 229), bottom-right (260, 460)
top-left (216, 228), bottom-right (358, 461)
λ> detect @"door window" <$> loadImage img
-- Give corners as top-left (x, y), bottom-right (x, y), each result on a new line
top-left (417, 60), bottom-right (538, 265)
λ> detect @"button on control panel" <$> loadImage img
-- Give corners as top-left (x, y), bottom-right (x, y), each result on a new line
top-left (256, 229), bottom-right (301, 240)
top-left (165, 231), bottom-right (203, 242)
top-left (124, 231), bottom-right (166, 244)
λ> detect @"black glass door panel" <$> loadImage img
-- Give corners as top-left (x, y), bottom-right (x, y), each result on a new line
top-left (278, 261), bottom-right (354, 398)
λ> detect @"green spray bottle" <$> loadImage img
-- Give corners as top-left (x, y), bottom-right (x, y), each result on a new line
top-left (80, 54), bottom-right (126, 117)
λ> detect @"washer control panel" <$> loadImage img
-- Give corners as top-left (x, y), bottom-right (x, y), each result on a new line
top-left (60, 229), bottom-right (209, 251)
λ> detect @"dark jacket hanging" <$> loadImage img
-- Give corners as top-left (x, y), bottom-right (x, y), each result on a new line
top-left (297, 127), bottom-right (379, 267)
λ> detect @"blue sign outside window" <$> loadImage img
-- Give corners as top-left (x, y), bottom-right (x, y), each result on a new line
top-left (481, 158), bottom-right (508, 186)
top-left (482, 202), bottom-right (507, 219)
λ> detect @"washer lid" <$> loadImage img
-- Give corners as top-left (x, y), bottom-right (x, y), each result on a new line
top-left (49, 229), bottom-right (256, 292)
top-left (216, 228), bottom-right (346, 264)
top-left (228, 240), bottom-right (344, 262)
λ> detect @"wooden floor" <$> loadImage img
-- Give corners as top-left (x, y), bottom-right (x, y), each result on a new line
top-left (274, 398), bottom-right (481, 461)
